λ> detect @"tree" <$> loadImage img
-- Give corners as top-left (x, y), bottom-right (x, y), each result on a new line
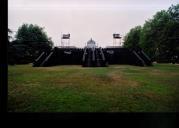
top-left (124, 4), bottom-right (179, 62)
top-left (140, 10), bottom-right (171, 60)
top-left (140, 5), bottom-right (179, 62)
top-left (139, 19), bottom-right (156, 59)
top-left (168, 4), bottom-right (179, 22)
top-left (124, 26), bottom-right (142, 49)
top-left (167, 4), bottom-right (179, 59)
top-left (10, 24), bottom-right (54, 64)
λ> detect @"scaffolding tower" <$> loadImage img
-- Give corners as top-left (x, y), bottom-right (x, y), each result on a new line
top-left (113, 33), bottom-right (122, 46)
top-left (61, 33), bottom-right (70, 47)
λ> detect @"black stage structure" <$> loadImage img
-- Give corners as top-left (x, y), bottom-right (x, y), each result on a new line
top-left (33, 38), bottom-right (152, 67)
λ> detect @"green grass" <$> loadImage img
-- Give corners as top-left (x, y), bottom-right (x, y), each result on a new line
top-left (8, 64), bottom-right (179, 112)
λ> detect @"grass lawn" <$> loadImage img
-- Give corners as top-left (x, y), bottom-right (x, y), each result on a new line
top-left (8, 64), bottom-right (179, 112)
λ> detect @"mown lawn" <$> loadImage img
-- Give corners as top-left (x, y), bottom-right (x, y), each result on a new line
top-left (8, 64), bottom-right (179, 112)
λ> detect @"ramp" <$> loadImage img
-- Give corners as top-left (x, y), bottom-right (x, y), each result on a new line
top-left (32, 52), bottom-right (47, 67)
top-left (137, 50), bottom-right (152, 66)
top-left (131, 50), bottom-right (146, 66)
top-left (40, 51), bottom-right (55, 66)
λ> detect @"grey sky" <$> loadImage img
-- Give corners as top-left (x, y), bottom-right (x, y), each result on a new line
top-left (8, 0), bottom-right (178, 47)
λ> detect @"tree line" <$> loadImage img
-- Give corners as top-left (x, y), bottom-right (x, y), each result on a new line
top-left (124, 4), bottom-right (179, 63)
top-left (8, 4), bottom-right (179, 65)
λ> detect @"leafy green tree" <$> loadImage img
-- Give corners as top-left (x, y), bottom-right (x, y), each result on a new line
top-left (139, 19), bottom-right (155, 59)
top-left (124, 4), bottom-right (179, 62)
top-left (167, 4), bottom-right (179, 58)
top-left (140, 10), bottom-right (171, 60)
top-left (124, 26), bottom-right (142, 48)
top-left (10, 24), bottom-right (54, 64)
top-left (168, 4), bottom-right (179, 22)
top-left (141, 4), bottom-right (179, 61)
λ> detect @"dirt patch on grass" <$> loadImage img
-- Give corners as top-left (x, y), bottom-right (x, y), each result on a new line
top-left (150, 69), bottom-right (179, 78)
top-left (107, 71), bottom-right (140, 87)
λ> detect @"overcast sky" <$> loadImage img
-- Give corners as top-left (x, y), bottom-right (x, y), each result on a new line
top-left (8, 0), bottom-right (178, 47)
